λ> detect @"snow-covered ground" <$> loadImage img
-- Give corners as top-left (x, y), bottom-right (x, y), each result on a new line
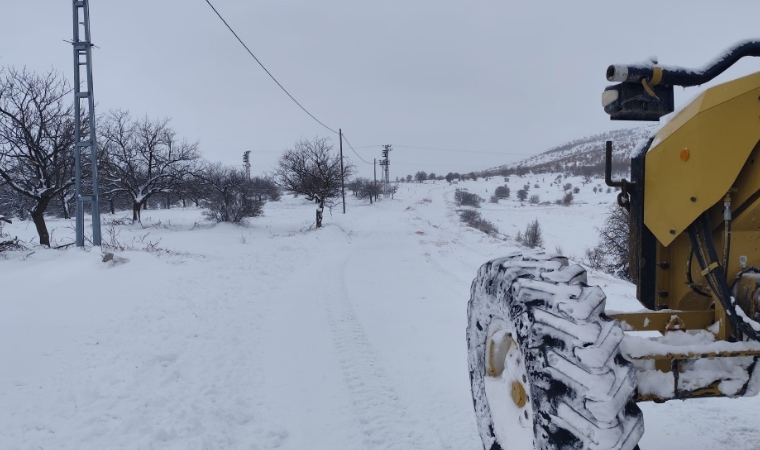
top-left (2, 177), bottom-right (759, 450)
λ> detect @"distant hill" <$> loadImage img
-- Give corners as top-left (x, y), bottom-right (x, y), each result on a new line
top-left (487, 125), bottom-right (657, 177)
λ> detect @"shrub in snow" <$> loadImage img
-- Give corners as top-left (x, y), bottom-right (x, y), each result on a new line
top-left (563, 183), bottom-right (573, 191)
top-left (459, 209), bottom-right (498, 235)
top-left (529, 194), bottom-right (540, 204)
top-left (573, 186), bottom-right (580, 194)
top-left (585, 205), bottom-right (630, 280)
top-left (489, 195), bottom-right (499, 204)
top-left (0, 221), bottom-right (24, 253)
top-left (562, 192), bottom-right (573, 206)
top-left (534, 183), bottom-right (540, 189)
top-left (494, 185), bottom-right (510, 199)
top-left (200, 165), bottom-right (265, 224)
top-left (516, 189), bottom-right (528, 202)
top-left (454, 189), bottom-right (482, 208)
top-left (516, 219), bottom-right (543, 249)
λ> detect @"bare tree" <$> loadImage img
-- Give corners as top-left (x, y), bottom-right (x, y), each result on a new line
top-left (0, 68), bottom-right (77, 246)
top-left (99, 110), bottom-right (199, 222)
top-left (585, 205), bottom-right (630, 280)
top-left (273, 137), bottom-right (354, 228)
top-left (250, 176), bottom-right (281, 202)
top-left (352, 177), bottom-right (381, 204)
top-left (387, 183), bottom-right (398, 199)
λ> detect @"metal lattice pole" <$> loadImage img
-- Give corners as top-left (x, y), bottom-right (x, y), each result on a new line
top-left (72, 0), bottom-right (102, 246)
top-left (380, 145), bottom-right (392, 196)
top-left (243, 151), bottom-right (251, 179)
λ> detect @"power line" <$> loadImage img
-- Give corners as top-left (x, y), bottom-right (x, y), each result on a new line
top-left (394, 145), bottom-right (534, 156)
top-left (204, 0), bottom-right (338, 135)
top-left (203, 2), bottom-right (527, 168)
top-left (340, 133), bottom-right (372, 165)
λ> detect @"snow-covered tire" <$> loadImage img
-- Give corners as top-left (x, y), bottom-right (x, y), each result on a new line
top-left (467, 252), bottom-right (644, 450)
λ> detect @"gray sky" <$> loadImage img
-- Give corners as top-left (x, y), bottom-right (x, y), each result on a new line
top-left (3, 1), bottom-right (760, 178)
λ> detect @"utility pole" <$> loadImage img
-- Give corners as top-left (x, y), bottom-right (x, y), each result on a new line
top-left (339, 129), bottom-right (345, 214)
top-left (374, 158), bottom-right (377, 203)
top-left (72, 0), bottom-right (102, 247)
top-left (243, 151), bottom-right (251, 180)
top-left (379, 144), bottom-right (392, 196)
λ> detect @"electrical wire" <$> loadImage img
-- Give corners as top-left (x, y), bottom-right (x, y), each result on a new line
top-left (206, 0), bottom-right (531, 168)
top-left (204, 0), bottom-right (338, 135)
top-left (340, 133), bottom-right (372, 165)
top-left (394, 145), bottom-right (534, 156)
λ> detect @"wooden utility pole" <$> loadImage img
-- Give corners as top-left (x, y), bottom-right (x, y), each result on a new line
top-left (339, 129), bottom-right (345, 214)
top-left (374, 158), bottom-right (377, 203)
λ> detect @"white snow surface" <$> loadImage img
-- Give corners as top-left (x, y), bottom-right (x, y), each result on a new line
top-left (3, 176), bottom-right (760, 450)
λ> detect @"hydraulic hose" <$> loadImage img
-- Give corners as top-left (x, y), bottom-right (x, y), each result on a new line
top-left (607, 39), bottom-right (760, 87)
top-left (722, 193), bottom-right (733, 280)
top-left (687, 246), bottom-right (712, 298)
top-left (688, 213), bottom-right (760, 341)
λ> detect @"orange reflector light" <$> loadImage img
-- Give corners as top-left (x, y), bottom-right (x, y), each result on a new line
top-left (680, 149), bottom-right (690, 162)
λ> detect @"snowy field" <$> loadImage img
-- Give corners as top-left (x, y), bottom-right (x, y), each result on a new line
top-left (2, 176), bottom-right (759, 450)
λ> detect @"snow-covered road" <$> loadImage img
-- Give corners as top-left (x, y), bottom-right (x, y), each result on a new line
top-left (2, 177), bottom-right (760, 450)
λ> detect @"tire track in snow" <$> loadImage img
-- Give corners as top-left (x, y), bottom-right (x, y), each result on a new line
top-left (324, 256), bottom-right (434, 450)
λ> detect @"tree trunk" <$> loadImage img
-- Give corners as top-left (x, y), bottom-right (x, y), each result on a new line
top-left (132, 201), bottom-right (144, 222)
top-left (31, 207), bottom-right (50, 247)
top-left (316, 199), bottom-right (324, 228)
top-left (60, 193), bottom-right (70, 219)
top-left (165, 193), bottom-right (170, 209)
top-left (109, 199), bottom-right (115, 215)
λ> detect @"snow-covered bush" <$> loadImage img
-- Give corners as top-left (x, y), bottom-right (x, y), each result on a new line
top-left (562, 192), bottom-right (573, 206)
top-left (199, 164), bottom-right (265, 224)
top-left (516, 219), bottom-right (543, 248)
top-left (0, 220), bottom-right (23, 254)
top-left (489, 195), bottom-right (499, 204)
top-left (494, 185), bottom-right (510, 199)
top-left (454, 189), bottom-right (482, 208)
top-left (529, 194), bottom-right (540, 204)
top-left (459, 209), bottom-right (498, 235)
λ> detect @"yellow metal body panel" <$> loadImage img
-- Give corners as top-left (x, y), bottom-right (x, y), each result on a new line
top-left (645, 71), bottom-right (760, 247)
top-left (607, 310), bottom-right (714, 333)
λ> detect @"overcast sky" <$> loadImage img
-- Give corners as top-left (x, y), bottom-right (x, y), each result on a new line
top-left (3, 1), bottom-right (760, 178)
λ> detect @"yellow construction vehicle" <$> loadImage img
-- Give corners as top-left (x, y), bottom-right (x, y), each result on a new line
top-left (467, 40), bottom-right (760, 450)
